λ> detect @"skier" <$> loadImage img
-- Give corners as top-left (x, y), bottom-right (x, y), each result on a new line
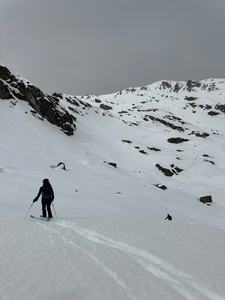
top-left (165, 214), bottom-right (172, 221)
top-left (33, 179), bottom-right (54, 219)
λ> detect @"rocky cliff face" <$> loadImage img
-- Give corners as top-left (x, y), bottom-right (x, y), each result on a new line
top-left (0, 65), bottom-right (76, 135)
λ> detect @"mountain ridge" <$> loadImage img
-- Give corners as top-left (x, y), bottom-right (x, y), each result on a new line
top-left (1, 63), bottom-right (225, 300)
top-left (1, 63), bottom-right (225, 225)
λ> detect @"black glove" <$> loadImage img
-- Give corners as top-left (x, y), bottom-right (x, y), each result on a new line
top-left (33, 198), bottom-right (38, 203)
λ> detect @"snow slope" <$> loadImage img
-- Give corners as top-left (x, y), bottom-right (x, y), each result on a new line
top-left (1, 218), bottom-right (225, 300)
top-left (1, 67), bottom-right (225, 299)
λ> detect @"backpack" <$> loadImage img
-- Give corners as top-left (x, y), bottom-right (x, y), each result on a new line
top-left (42, 182), bottom-right (52, 199)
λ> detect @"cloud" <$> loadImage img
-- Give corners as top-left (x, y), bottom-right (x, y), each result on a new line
top-left (1, 0), bottom-right (225, 95)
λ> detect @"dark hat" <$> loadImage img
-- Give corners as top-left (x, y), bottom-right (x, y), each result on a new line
top-left (43, 178), bottom-right (49, 183)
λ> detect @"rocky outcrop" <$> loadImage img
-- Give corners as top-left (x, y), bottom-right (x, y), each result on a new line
top-left (25, 86), bottom-right (76, 136)
top-left (167, 137), bottom-right (189, 144)
top-left (56, 162), bottom-right (66, 170)
top-left (155, 164), bottom-right (174, 177)
top-left (199, 195), bottom-right (212, 204)
top-left (215, 104), bottom-right (225, 114)
top-left (155, 163), bottom-right (183, 177)
top-left (103, 161), bottom-right (117, 168)
top-left (0, 65), bottom-right (76, 136)
top-left (155, 184), bottom-right (167, 190)
top-left (0, 80), bottom-right (12, 99)
top-left (100, 103), bottom-right (113, 110)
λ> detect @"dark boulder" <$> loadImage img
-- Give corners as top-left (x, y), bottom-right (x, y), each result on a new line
top-left (56, 162), bottom-right (66, 170)
top-left (199, 195), bottom-right (212, 204)
top-left (155, 184), bottom-right (167, 190)
top-left (108, 162), bottom-right (117, 168)
top-left (167, 137), bottom-right (189, 144)
top-left (155, 164), bottom-right (174, 177)
top-left (100, 103), bottom-right (112, 110)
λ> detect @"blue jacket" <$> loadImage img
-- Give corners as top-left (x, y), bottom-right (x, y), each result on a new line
top-left (36, 183), bottom-right (54, 201)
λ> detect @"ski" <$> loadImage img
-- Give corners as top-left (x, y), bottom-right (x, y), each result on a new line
top-left (40, 215), bottom-right (53, 220)
top-left (30, 215), bottom-right (50, 221)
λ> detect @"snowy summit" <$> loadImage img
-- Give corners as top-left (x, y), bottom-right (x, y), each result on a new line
top-left (0, 63), bottom-right (225, 300)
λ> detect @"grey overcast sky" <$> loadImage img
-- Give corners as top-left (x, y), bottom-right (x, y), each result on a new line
top-left (1, 0), bottom-right (225, 96)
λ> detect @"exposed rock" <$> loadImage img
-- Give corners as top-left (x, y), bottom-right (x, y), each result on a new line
top-left (199, 195), bottom-right (212, 204)
top-left (190, 131), bottom-right (209, 138)
top-left (208, 111), bottom-right (220, 116)
top-left (167, 137), bottom-right (189, 144)
top-left (215, 104), bottom-right (225, 114)
top-left (173, 166), bottom-right (184, 174)
top-left (100, 103), bottom-right (112, 110)
top-left (122, 140), bottom-right (132, 144)
top-left (0, 66), bottom-right (11, 80)
top-left (147, 147), bottom-right (161, 152)
top-left (146, 115), bottom-right (185, 132)
top-left (165, 115), bottom-right (186, 124)
top-left (0, 65), bottom-right (76, 135)
top-left (160, 81), bottom-right (172, 89)
top-left (103, 161), bottom-right (117, 168)
top-left (207, 82), bottom-right (219, 92)
top-left (79, 100), bottom-right (91, 108)
top-left (115, 192), bottom-right (122, 195)
top-left (52, 92), bottom-right (63, 99)
top-left (186, 80), bottom-right (201, 92)
top-left (0, 81), bottom-right (13, 99)
top-left (189, 102), bottom-right (197, 108)
top-left (56, 162), bottom-right (66, 170)
top-left (25, 86), bottom-right (76, 136)
top-left (139, 150), bottom-right (147, 154)
top-left (71, 99), bottom-right (81, 107)
top-left (155, 184), bottom-right (167, 190)
top-left (155, 164), bottom-right (174, 177)
top-left (108, 162), bottom-right (117, 168)
top-left (185, 96), bottom-right (198, 101)
top-left (173, 82), bottom-right (182, 93)
top-left (204, 160), bottom-right (215, 165)
top-left (156, 163), bottom-right (184, 176)
top-left (118, 110), bottom-right (128, 114)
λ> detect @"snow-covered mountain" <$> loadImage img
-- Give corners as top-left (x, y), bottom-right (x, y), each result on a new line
top-left (1, 63), bottom-right (225, 300)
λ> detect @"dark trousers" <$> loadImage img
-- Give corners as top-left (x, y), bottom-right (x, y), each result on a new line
top-left (42, 198), bottom-right (52, 218)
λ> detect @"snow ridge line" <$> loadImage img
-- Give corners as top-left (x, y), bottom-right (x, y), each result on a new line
top-left (37, 223), bottom-right (138, 300)
top-left (55, 220), bottom-right (224, 300)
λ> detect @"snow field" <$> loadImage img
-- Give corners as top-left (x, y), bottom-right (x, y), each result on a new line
top-left (0, 217), bottom-right (224, 300)
top-left (1, 75), bottom-right (225, 299)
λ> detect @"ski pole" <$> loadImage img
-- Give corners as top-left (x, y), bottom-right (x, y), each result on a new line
top-left (52, 203), bottom-right (57, 218)
top-left (24, 202), bottom-right (33, 220)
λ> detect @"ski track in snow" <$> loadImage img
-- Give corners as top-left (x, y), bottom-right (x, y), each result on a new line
top-left (38, 220), bottom-right (223, 300)
top-left (38, 222), bottom-right (138, 300)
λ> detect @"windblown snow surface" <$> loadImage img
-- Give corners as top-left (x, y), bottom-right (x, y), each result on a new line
top-left (1, 71), bottom-right (225, 299)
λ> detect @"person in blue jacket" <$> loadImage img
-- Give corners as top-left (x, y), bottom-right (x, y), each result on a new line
top-left (33, 179), bottom-right (54, 218)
